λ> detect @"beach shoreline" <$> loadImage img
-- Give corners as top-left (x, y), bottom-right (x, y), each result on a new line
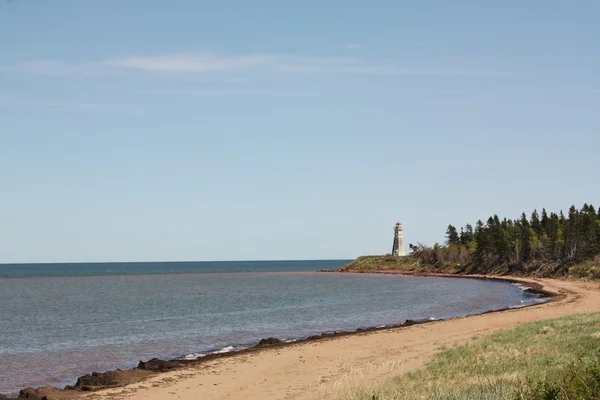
top-left (4, 273), bottom-right (580, 400)
top-left (75, 275), bottom-right (596, 400)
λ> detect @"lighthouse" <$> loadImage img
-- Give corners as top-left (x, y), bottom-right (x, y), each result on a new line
top-left (392, 222), bottom-right (407, 256)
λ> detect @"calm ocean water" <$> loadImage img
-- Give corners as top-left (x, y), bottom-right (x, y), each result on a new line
top-left (0, 260), bottom-right (542, 395)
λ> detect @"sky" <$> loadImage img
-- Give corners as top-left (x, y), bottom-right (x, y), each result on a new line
top-left (0, 1), bottom-right (599, 263)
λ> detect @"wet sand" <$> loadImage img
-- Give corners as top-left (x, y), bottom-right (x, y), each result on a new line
top-left (76, 275), bottom-right (600, 400)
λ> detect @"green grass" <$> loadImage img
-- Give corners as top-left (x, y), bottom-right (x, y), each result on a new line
top-left (569, 258), bottom-right (600, 280)
top-left (339, 255), bottom-right (474, 275)
top-left (340, 255), bottom-right (423, 272)
top-left (341, 313), bottom-right (600, 400)
top-left (339, 255), bottom-right (464, 273)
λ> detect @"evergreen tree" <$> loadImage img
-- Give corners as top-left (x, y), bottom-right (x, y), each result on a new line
top-left (541, 208), bottom-right (550, 235)
top-left (506, 219), bottom-right (522, 264)
top-left (415, 204), bottom-right (600, 275)
top-left (464, 224), bottom-right (474, 243)
top-left (556, 220), bottom-right (565, 260)
top-left (520, 213), bottom-right (532, 263)
top-left (530, 209), bottom-right (543, 236)
top-left (565, 205), bottom-right (579, 261)
top-left (581, 204), bottom-right (598, 258)
top-left (474, 220), bottom-right (486, 265)
top-left (445, 225), bottom-right (460, 246)
top-left (490, 215), bottom-right (509, 263)
top-left (529, 227), bottom-right (541, 261)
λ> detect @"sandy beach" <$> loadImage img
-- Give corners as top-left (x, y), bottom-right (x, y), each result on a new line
top-left (73, 276), bottom-right (600, 400)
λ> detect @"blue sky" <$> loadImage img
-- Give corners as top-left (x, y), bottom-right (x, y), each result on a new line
top-left (1, 1), bottom-right (599, 263)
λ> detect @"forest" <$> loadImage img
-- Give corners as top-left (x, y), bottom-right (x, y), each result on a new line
top-left (409, 204), bottom-right (600, 277)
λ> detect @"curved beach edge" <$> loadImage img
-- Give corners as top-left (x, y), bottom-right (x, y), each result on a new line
top-left (326, 268), bottom-right (563, 299)
top-left (2, 274), bottom-right (577, 400)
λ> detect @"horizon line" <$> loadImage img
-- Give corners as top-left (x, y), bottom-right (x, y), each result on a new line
top-left (0, 258), bottom-right (356, 266)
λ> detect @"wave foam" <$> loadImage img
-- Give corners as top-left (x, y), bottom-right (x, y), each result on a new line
top-left (179, 345), bottom-right (238, 360)
top-left (181, 353), bottom-right (206, 360)
top-left (212, 346), bottom-right (235, 354)
top-left (512, 283), bottom-right (532, 291)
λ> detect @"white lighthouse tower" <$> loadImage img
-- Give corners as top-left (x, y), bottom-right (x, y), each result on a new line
top-left (392, 222), bottom-right (407, 256)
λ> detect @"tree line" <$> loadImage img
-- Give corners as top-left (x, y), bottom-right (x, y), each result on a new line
top-left (410, 204), bottom-right (600, 276)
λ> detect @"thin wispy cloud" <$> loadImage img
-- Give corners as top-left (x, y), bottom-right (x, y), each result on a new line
top-left (0, 96), bottom-right (136, 114)
top-left (106, 54), bottom-right (277, 72)
top-left (6, 52), bottom-right (507, 78)
top-left (139, 89), bottom-right (276, 96)
top-left (345, 44), bottom-right (364, 49)
top-left (7, 60), bottom-right (106, 76)
top-left (277, 62), bottom-right (502, 77)
top-left (111, 53), bottom-right (505, 77)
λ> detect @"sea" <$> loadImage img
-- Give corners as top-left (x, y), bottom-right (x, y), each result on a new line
top-left (0, 260), bottom-right (544, 396)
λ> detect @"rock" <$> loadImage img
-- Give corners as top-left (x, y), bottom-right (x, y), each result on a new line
top-left (17, 388), bottom-right (47, 400)
top-left (74, 371), bottom-right (122, 388)
top-left (256, 337), bottom-right (283, 347)
top-left (0, 394), bottom-right (10, 400)
top-left (136, 358), bottom-right (179, 372)
top-left (71, 369), bottom-right (154, 391)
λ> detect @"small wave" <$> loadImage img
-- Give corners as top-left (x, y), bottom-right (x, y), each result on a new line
top-left (512, 283), bottom-right (532, 291)
top-left (212, 346), bottom-right (235, 354)
top-left (181, 353), bottom-right (206, 360)
top-left (179, 345), bottom-right (240, 360)
top-left (509, 304), bottom-right (527, 309)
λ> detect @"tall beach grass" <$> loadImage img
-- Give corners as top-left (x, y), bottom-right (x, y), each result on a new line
top-left (331, 313), bottom-right (600, 400)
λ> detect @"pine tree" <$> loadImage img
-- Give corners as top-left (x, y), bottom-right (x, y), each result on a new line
top-left (464, 224), bottom-right (474, 243)
top-left (445, 225), bottom-right (460, 246)
top-left (490, 215), bottom-right (509, 263)
top-left (417, 204), bottom-right (600, 274)
top-left (556, 221), bottom-right (565, 260)
top-left (581, 204), bottom-right (598, 258)
top-left (474, 220), bottom-right (486, 265)
top-left (531, 209), bottom-right (543, 236)
top-left (541, 208), bottom-right (550, 235)
top-left (520, 213), bottom-right (532, 263)
top-left (506, 219), bottom-right (522, 265)
top-left (529, 227), bottom-right (541, 261)
top-left (565, 205), bottom-right (579, 261)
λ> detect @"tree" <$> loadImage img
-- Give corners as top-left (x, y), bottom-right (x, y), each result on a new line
top-left (565, 205), bottom-right (579, 261)
top-left (460, 223), bottom-right (474, 244)
top-left (445, 225), bottom-right (460, 246)
top-left (520, 213), bottom-right (532, 263)
top-left (541, 208), bottom-right (550, 235)
top-left (580, 204), bottom-right (598, 258)
top-left (531, 209), bottom-right (543, 236)
top-left (506, 219), bottom-right (522, 264)
top-left (474, 219), bottom-right (487, 265)
top-left (411, 204), bottom-right (600, 275)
